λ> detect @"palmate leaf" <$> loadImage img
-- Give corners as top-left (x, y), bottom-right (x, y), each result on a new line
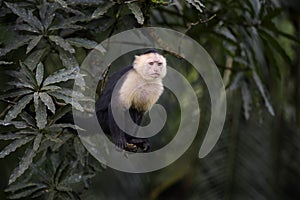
top-left (4, 2), bottom-right (43, 32)
top-left (20, 62), bottom-right (38, 87)
top-left (20, 111), bottom-right (36, 127)
top-left (252, 71), bottom-right (275, 116)
top-left (241, 81), bottom-right (252, 120)
top-left (49, 91), bottom-right (84, 112)
top-left (39, 92), bottom-right (55, 114)
top-left (4, 94), bottom-right (33, 121)
top-left (66, 38), bottom-right (98, 49)
top-left (0, 89), bottom-right (33, 99)
top-left (34, 93), bottom-right (47, 129)
top-left (6, 183), bottom-right (47, 199)
top-left (185, 0), bottom-right (205, 13)
top-left (9, 147), bottom-right (37, 184)
top-left (58, 48), bottom-right (79, 69)
top-left (127, 2), bottom-right (144, 25)
top-left (0, 136), bottom-right (34, 159)
top-left (0, 120), bottom-right (29, 129)
top-left (92, 1), bottom-right (115, 19)
top-left (74, 137), bottom-right (86, 166)
top-left (26, 35), bottom-right (43, 54)
top-left (39, 1), bottom-right (59, 30)
top-left (43, 67), bottom-right (78, 86)
top-left (24, 49), bottom-right (47, 70)
top-left (49, 35), bottom-right (75, 54)
top-left (15, 24), bottom-right (40, 34)
top-left (0, 36), bottom-right (33, 57)
top-left (35, 63), bottom-right (44, 87)
top-left (0, 133), bottom-right (24, 140)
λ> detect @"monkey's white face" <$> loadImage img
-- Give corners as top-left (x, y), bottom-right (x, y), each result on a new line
top-left (134, 53), bottom-right (167, 81)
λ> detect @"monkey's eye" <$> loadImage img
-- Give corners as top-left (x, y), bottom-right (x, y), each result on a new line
top-left (149, 62), bottom-right (154, 65)
top-left (158, 62), bottom-right (162, 66)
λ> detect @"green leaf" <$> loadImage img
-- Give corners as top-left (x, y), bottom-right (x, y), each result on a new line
top-left (4, 94), bottom-right (33, 121)
top-left (49, 92), bottom-right (84, 112)
top-left (127, 2), bottom-right (144, 25)
top-left (6, 183), bottom-right (47, 199)
top-left (5, 2), bottom-right (43, 31)
top-left (185, 0), bottom-right (205, 13)
top-left (259, 28), bottom-right (292, 65)
top-left (33, 134), bottom-right (43, 151)
top-left (0, 89), bottom-right (33, 99)
top-left (26, 35), bottom-right (43, 54)
top-left (0, 61), bottom-right (13, 65)
top-left (92, 2), bottom-right (115, 19)
top-left (54, 162), bottom-right (69, 185)
top-left (48, 123), bottom-right (84, 131)
top-left (0, 133), bottom-right (23, 140)
top-left (39, 92), bottom-right (55, 113)
top-left (49, 35), bottom-right (75, 54)
top-left (24, 49), bottom-right (46, 70)
top-left (0, 120), bottom-right (29, 129)
top-left (9, 147), bottom-right (37, 184)
top-left (252, 71), bottom-right (275, 116)
top-left (35, 62), bottom-right (44, 87)
top-left (20, 62), bottom-right (38, 87)
top-left (0, 136), bottom-right (34, 159)
top-left (19, 112), bottom-right (36, 127)
top-left (58, 48), bottom-right (79, 68)
top-left (34, 93), bottom-right (47, 129)
top-left (41, 85), bottom-right (61, 91)
top-left (49, 104), bottom-right (71, 124)
top-left (0, 36), bottom-right (33, 57)
top-left (66, 38), bottom-right (98, 49)
top-left (43, 67), bottom-right (78, 86)
top-left (241, 81), bottom-right (252, 120)
top-left (15, 24), bottom-right (40, 33)
top-left (74, 137), bottom-right (86, 166)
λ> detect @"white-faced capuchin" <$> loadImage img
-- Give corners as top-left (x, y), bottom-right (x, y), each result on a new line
top-left (96, 49), bottom-right (167, 152)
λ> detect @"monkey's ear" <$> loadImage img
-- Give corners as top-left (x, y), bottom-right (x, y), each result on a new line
top-left (135, 55), bottom-right (140, 59)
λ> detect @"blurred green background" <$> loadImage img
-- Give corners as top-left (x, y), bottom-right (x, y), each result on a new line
top-left (0, 0), bottom-right (300, 199)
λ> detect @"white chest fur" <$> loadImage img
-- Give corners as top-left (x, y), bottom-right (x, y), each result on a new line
top-left (118, 70), bottom-right (164, 111)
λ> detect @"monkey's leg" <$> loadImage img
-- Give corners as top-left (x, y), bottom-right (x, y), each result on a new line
top-left (108, 104), bottom-right (127, 150)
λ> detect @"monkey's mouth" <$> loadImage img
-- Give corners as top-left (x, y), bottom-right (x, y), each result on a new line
top-left (150, 73), bottom-right (160, 78)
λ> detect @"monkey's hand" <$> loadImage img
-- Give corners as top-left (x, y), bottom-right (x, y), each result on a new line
top-left (129, 138), bottom-right (150, 152)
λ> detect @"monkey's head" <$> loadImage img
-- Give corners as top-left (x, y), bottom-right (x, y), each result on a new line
top-left (133, 52), bottom-right (167, 81)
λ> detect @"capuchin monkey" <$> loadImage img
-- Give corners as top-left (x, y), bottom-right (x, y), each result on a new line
top-left (96, 49), bottom-right (167, 152)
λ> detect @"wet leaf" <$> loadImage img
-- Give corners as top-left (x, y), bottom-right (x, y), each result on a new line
top-left (4, 94), bottom-right (33, 121)
top-left (43, 67), bottom-right (78, 86)
top-left (49, 104), bottom-right (71, 124)
top-left (9, 147), bottom-right (37, 184)
top-left (0, 120), bottom-right (29, 129)
top-left (0, 133), bottom-right (23, 140)
top-left (34, 93), bottom-right (47, 129)
top-left (66, 38), bottom-right (98, 49)
top-left (26, 35), bottom-right (43, 54)
top-left (0, 36), bottom-right (33, 57)
top-left (58, 48), bottom-right (79, 68)
top-left (49, 35), bottom-right (75, 54)
top-left (92, 2), bottom-right (115, 19)
top-left (241, 81), bottom-right (252, 120)
top-left (6, 183), bottom-right (47, 199)
top-left (185, 0), bottom-right (205, 13)
top-left (0, 89), bottom-right (32, 99)
top-left (24, 49), bottom-right (46, 70)
top-left (39, 92), bottom-right (55, 114)
top-left (252, 71), bottom-right (275, 116)
top-left (35, 62), bottom-right (44, 87)
top-left (49, 92), bottom-right (84, 112)
top-left (5, 2), bottom-right (43, 31)
top-left (0, 136), bottom-right (34, 159)
top-left (74, 137), bottom-right (86, 166)
top-left (127, 2), bottom-right (144, 24)
top-left (33, 134), bottom-right (43, 151)
top-left (20, 111), bottom-right (36, 127)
